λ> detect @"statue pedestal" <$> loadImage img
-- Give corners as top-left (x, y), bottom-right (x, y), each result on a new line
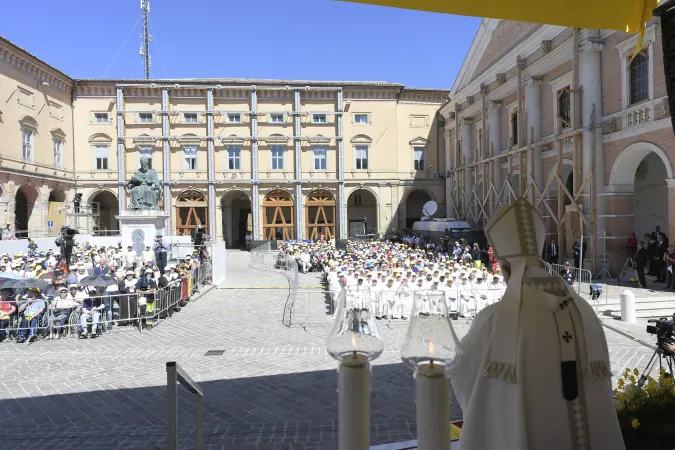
top-left (116, 211), bottom-right (169, 254)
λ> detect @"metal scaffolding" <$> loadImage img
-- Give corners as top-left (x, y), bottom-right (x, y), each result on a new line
top-left (447, 28), bottom-right (597, 272)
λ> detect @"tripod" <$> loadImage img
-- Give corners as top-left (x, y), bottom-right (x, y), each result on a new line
top-left (638, 346), bottom-right (674, 386)
top-left (594, 229), bottom-right (613, 280)
top-left (617, 255), bottom-right (639, 287)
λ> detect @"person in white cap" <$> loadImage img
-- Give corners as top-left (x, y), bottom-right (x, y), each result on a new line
top-left (448, 198), bottom-right (623, 450)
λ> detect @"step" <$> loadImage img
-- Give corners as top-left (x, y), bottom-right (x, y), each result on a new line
top-left (599, 307), bottom-right (675, 319)
top-left (599, 299), bottom-right (675, 309)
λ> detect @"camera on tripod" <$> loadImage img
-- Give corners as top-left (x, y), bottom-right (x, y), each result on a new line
top-left (646, 315), bottom-right (675, 355)
top-left (191, 225), bottom-right (205, 246)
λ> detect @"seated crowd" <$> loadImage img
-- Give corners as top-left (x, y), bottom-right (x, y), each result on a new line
top-left (0, 238), bottom-right (207, 344)
top-left (278, 236), bottom-right (507, 319)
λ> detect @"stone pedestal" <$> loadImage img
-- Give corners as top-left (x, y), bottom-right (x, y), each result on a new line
top-left (116, 211), bottom-right (169, 254)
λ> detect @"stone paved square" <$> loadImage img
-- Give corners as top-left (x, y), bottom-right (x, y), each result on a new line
top-left (0, 250), bottom-right (657, 449)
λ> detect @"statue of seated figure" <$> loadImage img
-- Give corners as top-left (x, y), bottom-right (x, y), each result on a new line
top-left (128, 156), bottom-right (161, 210)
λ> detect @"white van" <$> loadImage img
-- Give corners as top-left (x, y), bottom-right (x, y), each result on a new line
top-left (412, 218), bottom-right (473, 244)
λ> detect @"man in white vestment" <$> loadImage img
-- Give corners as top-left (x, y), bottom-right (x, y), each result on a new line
top-left (448, 198), bottom-right (624, 450)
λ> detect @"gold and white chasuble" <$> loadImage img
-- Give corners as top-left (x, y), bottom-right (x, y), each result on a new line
top-left (448, 198), bottom-right (624, 450)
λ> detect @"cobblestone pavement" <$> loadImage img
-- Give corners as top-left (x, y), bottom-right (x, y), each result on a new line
top-left (0, 251), bottom-right (657, 449)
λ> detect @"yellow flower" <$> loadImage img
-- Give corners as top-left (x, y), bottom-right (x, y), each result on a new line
top-left (633, 368), bottom-right (640, 376)
top-left (617, 378), bottom-right (625, 389)
top-left (624, 368), bottom-right (631, 377)
top-left (617, 393), bottom-right (628, 402)
top-left (631, 418), bottom-right (640, 429)
top-left (628, 375), bottom-right (636, 384)
top-left (647, 380), bottom-right (659, 396)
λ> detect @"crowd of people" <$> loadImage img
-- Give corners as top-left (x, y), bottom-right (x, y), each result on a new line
top-left (627, 226), bottom-right (672, 289)
top-left (0, 236), bottom-right (208, 344)
top-left (279, 235), bottom-right (508, 320)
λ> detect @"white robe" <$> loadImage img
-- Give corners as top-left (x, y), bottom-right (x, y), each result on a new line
top-left (448, 283), bottom-right (624, 450)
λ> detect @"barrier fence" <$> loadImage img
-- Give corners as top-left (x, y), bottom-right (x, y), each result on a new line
top-left (249, 246), bottom-right (300, 327)
top-left (1, 261), bottom-right (211, 341)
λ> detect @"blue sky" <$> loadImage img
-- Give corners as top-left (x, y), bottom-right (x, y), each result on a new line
top-left (1, 0), bottom-right (480, 89)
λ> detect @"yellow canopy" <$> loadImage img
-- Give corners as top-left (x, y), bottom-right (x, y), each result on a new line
top-left (344, 0), bottom-right (658, 33)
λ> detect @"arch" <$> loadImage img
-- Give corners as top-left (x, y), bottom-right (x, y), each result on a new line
top-left (306, 189), bottom-right (336, 240)
top-left (609, 142), bottom-right (673, 186)
top-left (220, 189), bottom-right (252, 248)
top-left (89, 190), bottom-right (119, 236)
top-left (14, 184), bottom-right (39, 238)
top-left (350, 134), bottom-right (372, 144)
top-left (404, 189), bottom-right (433, 228)
top-left (176, 189), bottom-right (208, 236)
top-left (88, 133), bottom-right (113, 143)
top-left (633, 152), bottom-right (669, 239)
top-left (48, 189), bottom-right (66, 202)
top-left (263, 189), bottom-right (295, 240)
top-left (401, 186), bottom-right (436, 204)
top-left (347, 188), bottom-right (378, 238)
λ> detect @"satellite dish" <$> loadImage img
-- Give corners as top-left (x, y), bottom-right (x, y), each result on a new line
top-left (421, 200), bottom-right (438, 220)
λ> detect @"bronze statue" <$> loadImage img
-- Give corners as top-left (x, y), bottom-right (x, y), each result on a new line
top-left (128, 156), bottom-right (161, 210)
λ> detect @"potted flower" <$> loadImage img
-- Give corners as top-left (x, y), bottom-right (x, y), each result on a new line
top-left (614, 367), bottom-right (675, 449)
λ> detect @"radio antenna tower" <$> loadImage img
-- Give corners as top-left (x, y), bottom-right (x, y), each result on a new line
top-left (140, 0), bottom-right (151, 79)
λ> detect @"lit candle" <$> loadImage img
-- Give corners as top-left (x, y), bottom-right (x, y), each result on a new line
top-left (337, 334), bottom-right (370, 450)
top-left (415, 338), bottom-right (451, 450)
top-left (327, 288), bottom-right (383, 450)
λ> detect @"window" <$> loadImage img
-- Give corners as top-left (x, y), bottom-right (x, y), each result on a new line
top-left (94, 144), bottom-right (109, 170)
top-left (271, 145), bottom-right (284, 170)
top-left (511, 110), bottom-right (519, 146)
top-left (413, 147), bottom-right (425, 171)
top-left (354, 114), bottom-right (369, 124)
top-left (184, 113), bottom-right (198, 123)
top-left (558, 87), bottom-right (571, 128)
top-left (53, 139), bottom-right (63, 168)
top-left (22, 128), bottom-right (34, 161)
top-left (138, 146), bottom-right (153, 168)
top-left (312, 113), bottom-right (327, 124)
top-left (227, 113), bottom-right (241, 123)
top-left (139, 113), bottom-right (153, 123)
top-left (184, 145), bottom-right (198, 170)
top-left (94, 112), bottom-right (109, 123)
top-left (270, 114), bottom-right (284, 123)
top-left (313, 146), bottom-right (327, 170)
top-left (355, 145), bottom-right (368, 170)
top-left (228, 146), bottom-right (241, 170)
top-left (630, 52), bottom-right (649, 105)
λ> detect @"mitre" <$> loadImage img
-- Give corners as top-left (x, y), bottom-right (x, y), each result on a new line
top-left (485, 196), bottom-right (545, 262)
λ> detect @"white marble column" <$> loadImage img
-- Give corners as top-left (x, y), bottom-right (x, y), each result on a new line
top-left (524, 76), bottom-right (543, 197)
top-left (487, 101), bottom-right (502, 200)
top-left (580, 36), bottom-right (605, 252)
top-left (460, 119), bottom-right (473, 210)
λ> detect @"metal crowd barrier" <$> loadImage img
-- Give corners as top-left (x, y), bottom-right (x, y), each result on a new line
top-left (548, 263), bottom-right (593, 295)
top-left (167, 361), bottom-right (203, 450)
top-left (2, 262), bottom-right (212, 342)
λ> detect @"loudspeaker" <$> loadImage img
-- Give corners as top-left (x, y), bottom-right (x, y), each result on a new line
top-left (335, 239), bottom-right (348, 250)
top-left (655, 1), bottom-right (675, 134)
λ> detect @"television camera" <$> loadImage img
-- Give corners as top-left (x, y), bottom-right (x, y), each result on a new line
top-left (54, 225), bottom-right (78, 267)
top-left (638, 314), bottom-right (674, 385)
top-left (191, 225), bottom-right (207, 260)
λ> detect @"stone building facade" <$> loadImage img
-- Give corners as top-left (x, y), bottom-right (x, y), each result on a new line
top-left (0, 36), bottom-right (448, 247)
top-left (440, 19), bottom-right (674, 272)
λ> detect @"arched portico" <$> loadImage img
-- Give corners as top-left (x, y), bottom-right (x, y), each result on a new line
top-left (221, 190), bottom-right (252, 249)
